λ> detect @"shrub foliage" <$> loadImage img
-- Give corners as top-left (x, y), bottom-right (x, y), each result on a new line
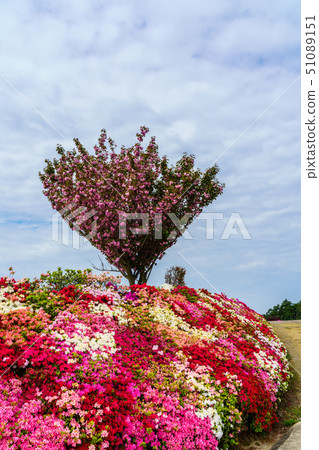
top-left (164, 266), bottom-right (186, 286)
top-left (0, 271), bottom-right (291, 449)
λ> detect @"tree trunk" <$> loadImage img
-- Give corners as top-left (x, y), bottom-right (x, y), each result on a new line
top-left (127, 273), bottom-right (136, 286)
top-left (138, 271), bottom-right (147, 284)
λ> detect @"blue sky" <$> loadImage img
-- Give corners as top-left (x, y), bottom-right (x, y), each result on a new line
top-left (0, 0), bottom-right (300, 314)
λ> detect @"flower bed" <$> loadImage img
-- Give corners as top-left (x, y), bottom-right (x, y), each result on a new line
top-left (0, 272), bottom-right (290, 449)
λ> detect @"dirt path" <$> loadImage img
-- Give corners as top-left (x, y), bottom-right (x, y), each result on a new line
top-left (269, 320), bottom-right (301, 376)
top-left (236, 320), bottom-right (301, 450)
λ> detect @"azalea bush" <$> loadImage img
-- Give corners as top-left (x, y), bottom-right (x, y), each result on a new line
top-left (0, 271), bottom-right (290, 449)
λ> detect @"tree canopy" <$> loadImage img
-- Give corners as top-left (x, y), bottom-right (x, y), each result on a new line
top-left (264, 299), bottom-right (301, 321)
top-left (39, 126), bottom-right (224, 285)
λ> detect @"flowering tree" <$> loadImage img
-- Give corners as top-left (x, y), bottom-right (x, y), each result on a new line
top-left (39, 126), bottom-right (224, 285)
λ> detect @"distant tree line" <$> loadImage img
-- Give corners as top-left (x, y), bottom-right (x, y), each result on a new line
top-left (264, 299), bottom-right (301, 321)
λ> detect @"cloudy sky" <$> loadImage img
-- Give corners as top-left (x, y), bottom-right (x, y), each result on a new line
top-left (0, 0), bottom-right (300, 314)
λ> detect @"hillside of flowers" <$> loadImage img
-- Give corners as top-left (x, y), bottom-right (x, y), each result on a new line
top-left (0, 269), bottom-right (291, 450)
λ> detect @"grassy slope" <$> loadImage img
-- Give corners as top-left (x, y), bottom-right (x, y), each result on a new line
top-left (235, 320), bottom-right (301, 450)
